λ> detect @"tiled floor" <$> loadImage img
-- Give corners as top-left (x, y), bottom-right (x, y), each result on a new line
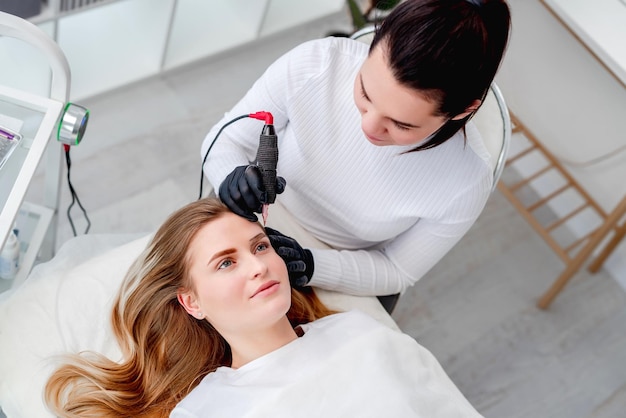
top-left (16, 12), bottom-right (626, 418)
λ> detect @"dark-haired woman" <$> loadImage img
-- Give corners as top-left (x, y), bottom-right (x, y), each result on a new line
top-left (202, 0), bottom-right (512, 296)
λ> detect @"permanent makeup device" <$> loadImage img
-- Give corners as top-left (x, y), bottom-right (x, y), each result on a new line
top-left (249, 111), bottom-right (278, 225)
top-left (199, 111), bottom-right (279, 225)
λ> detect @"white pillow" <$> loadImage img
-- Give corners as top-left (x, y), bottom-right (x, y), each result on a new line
top-left (0, 234), bottom-right (150, 418)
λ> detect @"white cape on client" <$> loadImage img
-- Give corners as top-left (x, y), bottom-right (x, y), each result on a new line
top-left (171, 310), bottom-right (483, 418)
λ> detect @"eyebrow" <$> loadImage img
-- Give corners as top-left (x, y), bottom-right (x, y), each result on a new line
top-left (207, 232), bottom-right (267, 265)
top-left (359, 75), bottom-right (421, 129)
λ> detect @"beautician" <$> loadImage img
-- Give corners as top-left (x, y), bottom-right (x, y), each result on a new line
top-left (202, 0), bottom-right (512, 297)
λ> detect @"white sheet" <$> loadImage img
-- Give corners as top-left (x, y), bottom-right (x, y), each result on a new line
top-left (172, 310), bottom-right (483, 418)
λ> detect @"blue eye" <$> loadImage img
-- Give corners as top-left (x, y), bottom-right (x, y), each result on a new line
top-left (218, 259), bottom-right (233, 269)
top-left (256, 242), bottom-right (269, 253)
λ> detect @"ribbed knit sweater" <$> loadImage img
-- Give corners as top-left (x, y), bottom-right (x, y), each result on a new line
top-left (202, 37), bottom-right (492, 296)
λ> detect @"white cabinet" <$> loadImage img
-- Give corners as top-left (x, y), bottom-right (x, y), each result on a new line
top-left (57, 0), bottom-right (175, 99)
top-left (164, 0), bottom-right (269, 70)
top-left (3, 0), bottom-right (345, 101)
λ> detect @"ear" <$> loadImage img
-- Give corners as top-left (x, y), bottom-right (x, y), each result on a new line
top-left (451, 99), bottom-right (482, 121)
top-left (177, 289), bottom-right (200, 316)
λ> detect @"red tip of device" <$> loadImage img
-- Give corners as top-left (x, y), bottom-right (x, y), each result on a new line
top-left (63, 144), bottom-right (70, 152)
top-left (249, 111), bottom-right (273, 125)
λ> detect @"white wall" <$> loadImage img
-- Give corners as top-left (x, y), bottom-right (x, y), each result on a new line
top-left (495, 0), bottom-right (626, 284)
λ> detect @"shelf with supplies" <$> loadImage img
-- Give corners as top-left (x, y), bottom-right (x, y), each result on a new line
top-left (0, 83), bottom-right (65, 295)
top-left (0, 202), bottom-right (54, 294)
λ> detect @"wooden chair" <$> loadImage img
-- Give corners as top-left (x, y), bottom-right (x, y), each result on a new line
top-left (497, 113), bottom-right (626, 309)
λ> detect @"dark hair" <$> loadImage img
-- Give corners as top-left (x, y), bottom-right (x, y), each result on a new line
top-left (370, 0), bottom-right (511, 151)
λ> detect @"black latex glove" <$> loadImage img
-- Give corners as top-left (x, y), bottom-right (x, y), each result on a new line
top-left (218, 165), bottom-right (286, 222)
top-left (265, 227), bottom-right (314, 288)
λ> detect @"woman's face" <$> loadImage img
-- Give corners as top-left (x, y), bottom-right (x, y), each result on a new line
top-left (180, 213), bottom-right (291, 337)
top-left (353, 44), bottom-right (450, 147)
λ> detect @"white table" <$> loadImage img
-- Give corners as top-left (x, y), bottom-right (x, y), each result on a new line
top-left (542, 0), bottom-right (626, 87)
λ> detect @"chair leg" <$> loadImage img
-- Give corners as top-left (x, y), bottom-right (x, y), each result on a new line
top-left (537, 195), bottom-right (626, 309)
top-left (377, 293), bottom-right (401, 314)
top-left (588, 223), bottom-right (626, 273)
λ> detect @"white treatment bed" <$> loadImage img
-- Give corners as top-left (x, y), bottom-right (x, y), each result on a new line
top-left (0, 203), bottom-right (400, 417)
top-left (0, 228), bottom-right (487, 418)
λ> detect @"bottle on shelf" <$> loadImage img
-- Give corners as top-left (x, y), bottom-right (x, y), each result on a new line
top-left (0, 229), bottom-right (20, 280)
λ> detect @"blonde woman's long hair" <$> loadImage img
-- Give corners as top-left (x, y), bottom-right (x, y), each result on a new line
top-left (45, 198), bottom-right (335, 417)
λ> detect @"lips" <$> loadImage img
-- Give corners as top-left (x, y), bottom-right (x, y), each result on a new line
top-left (364, 132), bottom-right (384, 143)
top-left (251, 280), bottom-right (280, 298)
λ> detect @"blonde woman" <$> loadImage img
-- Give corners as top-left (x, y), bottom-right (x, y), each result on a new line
top-left (45, 198), bottom-right (483, 417)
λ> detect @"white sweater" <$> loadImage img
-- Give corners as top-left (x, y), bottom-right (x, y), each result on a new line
top-left (202, 37), bottom-right (492, 296)
top-left (170, 310), bottom-right (483, 418)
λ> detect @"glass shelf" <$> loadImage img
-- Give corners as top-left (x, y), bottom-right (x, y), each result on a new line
top-left (0, 84), bottom-right (64, 295)
top-left (0, 202), bottom-right (53, 294)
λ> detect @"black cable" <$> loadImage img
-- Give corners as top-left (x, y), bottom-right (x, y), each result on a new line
top-left (199, 114), bottom-right (249, 200)
top-left (64, 147), bottom-right (91, 236)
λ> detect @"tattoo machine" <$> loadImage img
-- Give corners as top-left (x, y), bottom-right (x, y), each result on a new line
top-left (249, 111), bottom-right (278, 225)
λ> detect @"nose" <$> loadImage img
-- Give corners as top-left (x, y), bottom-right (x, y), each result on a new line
top-left (361, 109), bottom-right (386, 137)
top-left (246, 253), bottom-right (268, 279)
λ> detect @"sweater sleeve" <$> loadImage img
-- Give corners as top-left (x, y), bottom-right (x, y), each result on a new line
top-left (309, 176), bottom-right (492, 296)
top-left (201, 39), bottom-right (326, 192)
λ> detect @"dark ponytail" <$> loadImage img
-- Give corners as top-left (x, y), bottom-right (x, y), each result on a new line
top-left (370, 0), bottom-right (511, 151)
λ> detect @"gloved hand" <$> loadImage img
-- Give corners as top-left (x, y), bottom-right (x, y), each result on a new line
top-left (218, 165), bottom-right (286, 222)
top-left (265, 227), bottom-right (314, 288)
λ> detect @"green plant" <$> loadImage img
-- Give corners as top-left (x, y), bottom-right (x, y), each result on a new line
top-left (346, 0), bottom-right (401, 31)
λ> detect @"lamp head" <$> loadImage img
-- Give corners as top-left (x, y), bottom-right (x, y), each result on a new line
top-left (57, 103), bottom-right (89, 146)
